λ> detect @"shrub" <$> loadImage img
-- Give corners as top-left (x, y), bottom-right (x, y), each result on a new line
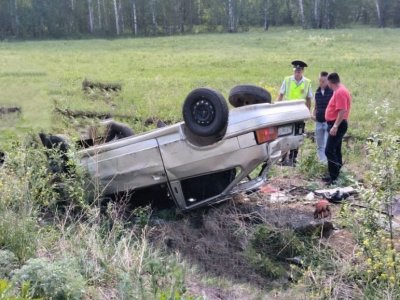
top-left (0, 250), bottom-right (19, 279)
top-left (1, 137), bottom-right (90, 212)
top-left (339, 134), bottom-right (400, 298)
top-left (12, 257), bottom-right (86, 300)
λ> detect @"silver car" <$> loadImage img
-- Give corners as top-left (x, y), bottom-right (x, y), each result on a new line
top-left (78, 87), bottom-right (310, 211)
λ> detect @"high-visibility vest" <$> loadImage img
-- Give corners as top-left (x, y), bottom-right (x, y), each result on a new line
top-left (284, 76), bottom-right (311, 100)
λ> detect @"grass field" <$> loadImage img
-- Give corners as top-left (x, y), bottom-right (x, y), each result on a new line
top-left (1, 27), bottom-right (400, 147)
top-left (0, 27), bottom-right (400, 299)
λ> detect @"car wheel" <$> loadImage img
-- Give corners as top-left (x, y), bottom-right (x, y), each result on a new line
top-left (183, 88), bottom-right (229, 139)
top-left (0, 151), bottom-right (5, 168)
top-left (228, 85), bottom-right (271, 108)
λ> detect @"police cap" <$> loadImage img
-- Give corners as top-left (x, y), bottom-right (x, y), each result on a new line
top-left (291, 60), bottom-right (308, 70)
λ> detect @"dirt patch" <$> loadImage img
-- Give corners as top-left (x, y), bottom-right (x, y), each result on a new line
top-left (54, 107), bottom-right (133, 120)
top-left (0, 106), bottom-right (22, 128)
top-left (323, 229), bottom-right (357, 260)
top-left (186, 276), bottom-right (259, 300)
top-left (149, 190), bottom-right (336, 289)
top-left (0, 106), bottom-right (21, 115)
top-left (82, 78), bottom-right (121, 93)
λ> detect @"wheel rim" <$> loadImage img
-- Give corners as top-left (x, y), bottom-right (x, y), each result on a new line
top-left (192, 98), bottom-right (215, 126)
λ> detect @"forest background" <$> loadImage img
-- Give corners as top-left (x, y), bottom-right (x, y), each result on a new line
top-left (1, 0), bottom-right (400, 39)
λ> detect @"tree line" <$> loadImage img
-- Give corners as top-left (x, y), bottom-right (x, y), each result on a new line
top-left (1, 0), bottom-right (399, 39)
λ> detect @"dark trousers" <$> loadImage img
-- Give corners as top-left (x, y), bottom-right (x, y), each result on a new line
top-left (325, 120), bottom-right (348, 181)
top-left (281, 149), bottom-right (298, 165)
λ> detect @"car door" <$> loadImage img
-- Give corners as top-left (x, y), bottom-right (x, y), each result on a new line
top-left (80, 138), bottom-right (167, 195)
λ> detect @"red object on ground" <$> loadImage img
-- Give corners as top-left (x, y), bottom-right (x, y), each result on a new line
top-left (314, 199), bottom-right (331, 219)
top-left (259, 184), bottom-right (279, 194)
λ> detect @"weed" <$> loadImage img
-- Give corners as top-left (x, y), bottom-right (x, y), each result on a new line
top-left (11, 257), bottom-right (85, 300)
top-left (297, 141), bottom-right (326, 179)
top-left (339, 135), bottom-right (400, 297)
top-left (0, 279), bottom-right (39, 300)
top-left (0, 250), bottom-right (19, 279)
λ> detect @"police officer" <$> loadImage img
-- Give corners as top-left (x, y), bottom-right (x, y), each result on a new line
top-left (277, 60), bottom-right (313, 166)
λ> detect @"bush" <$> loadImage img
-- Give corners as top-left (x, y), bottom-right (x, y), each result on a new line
top-left (0, 250), bottom-right (19, 279)
top-left (1, 137), bottom-right (90, 212)
top-left (12, 258), bottom-right (86, 300)
top-left (334, 134), bottom-right (400, 298)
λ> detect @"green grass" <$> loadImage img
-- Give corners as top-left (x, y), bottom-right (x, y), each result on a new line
top-left (1, 27), bottom-right (400, 147)
top-left (1, 27), bottom-right (400, 298)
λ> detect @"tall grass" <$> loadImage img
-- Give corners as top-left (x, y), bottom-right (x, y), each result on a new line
top-left (1, 27), bottom-right (400, 146)
top-left (0, 141), bottom-right (190, 299)
top-left (1, 27), bottom-right (399, 299)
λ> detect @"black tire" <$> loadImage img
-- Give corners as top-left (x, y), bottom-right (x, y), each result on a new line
top-left (183, 88), bottom-right (229, 138)
top-left (0, 151), bottom-right (5, 168)
top-left (228, 85), bottom-right (272, 108)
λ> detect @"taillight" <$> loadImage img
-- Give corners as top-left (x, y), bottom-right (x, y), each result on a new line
top-left (255, 127), bottom-right (278, 144)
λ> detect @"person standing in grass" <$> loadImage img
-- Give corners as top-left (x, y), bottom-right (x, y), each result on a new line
top-left (323, 72), bottom-right (351, 185)
top-left (277, 60), bottom-right (313, 166)
top-left (312, 71), bottom-right (333, 163)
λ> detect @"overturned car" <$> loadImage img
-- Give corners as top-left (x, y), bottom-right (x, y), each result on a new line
top-left (66, 86), bottom-right (309, 211)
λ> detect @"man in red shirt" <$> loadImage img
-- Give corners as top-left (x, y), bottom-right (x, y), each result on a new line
top-left (323, 73), bottom-right (351, 185)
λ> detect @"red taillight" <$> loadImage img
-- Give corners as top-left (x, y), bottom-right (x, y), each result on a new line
top-left (255, 127), bottom-right (278, 144)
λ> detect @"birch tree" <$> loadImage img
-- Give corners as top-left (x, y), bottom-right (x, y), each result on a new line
top-left (131, 0), bottom-right (138, 35)
top-left (298, 0), bottom-right (305, 28)
top-left (102, 0), bottom-right (108, 29)
top-left (375, 0), bottom-right (384, 27)
top-left (88, 0), bottom-right (94, 33)
top-left (264, 0), bottom-right (269, 30)
top-left (314, 0), bottom-right (320, 28)
top-left (113, 0), bottom-right (120, 35)
top-left (151, 0), bottom-right (158, 33)
top-left (179, 0), bottom-right (185, 33)
top-left (118, 0), bottom-right (124, 33)
top-left (97, 0), bottom-right (102, 30)
top-left (228, 0), bottom-right (235, 32)
top-left (10, 0), bottom-right (19, 36)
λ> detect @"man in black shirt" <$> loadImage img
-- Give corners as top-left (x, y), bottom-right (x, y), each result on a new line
top-left (312, 71), bottom-right (333, 163)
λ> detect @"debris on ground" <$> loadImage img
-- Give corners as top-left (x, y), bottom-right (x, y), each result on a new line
top-left (305, 192), bottom-right (315, 201)
top-left (82, 78), bottom-right (122, 92)
top-left (54, 107), bottom-right (133, 120)
top-left (259, 184), bottom-right (278, 194)
top-left (314, 186), bottom-right (356, 203)
top-left (0, 106), bottom-right (22, 115)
